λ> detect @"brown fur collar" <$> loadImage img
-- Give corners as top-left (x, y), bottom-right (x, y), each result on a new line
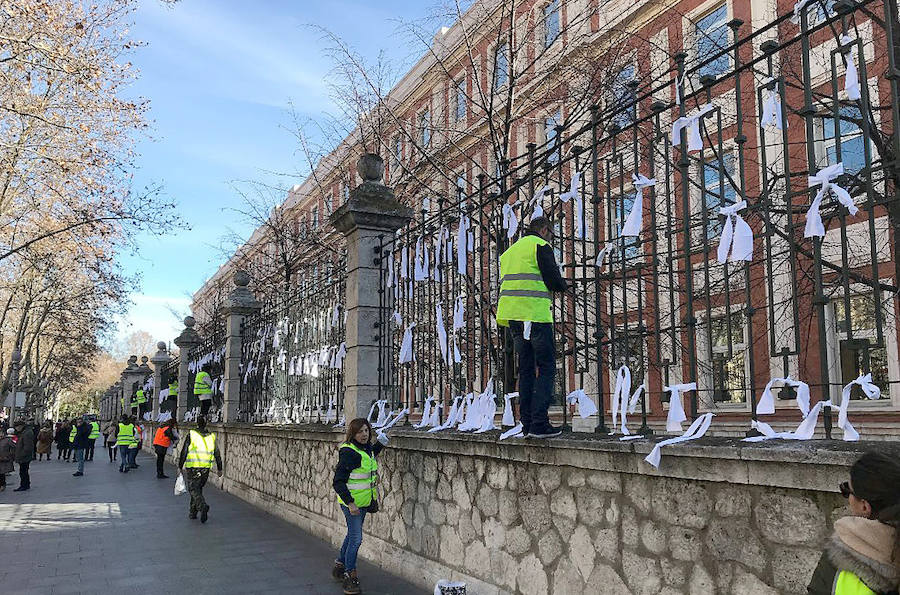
top-left (827, 517), bottom-right (900, 593)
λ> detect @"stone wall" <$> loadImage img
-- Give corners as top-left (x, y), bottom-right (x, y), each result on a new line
top-left (155, 424), bottom-right (897, 594)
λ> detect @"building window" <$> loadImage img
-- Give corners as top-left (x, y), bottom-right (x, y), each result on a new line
top-left (545, 108), bottom-right (561, 164)
top-left (611, 64), bottom-right (636, 129)
top-left (834, 295), bottom-right (889, 400)
top-left (494, 43), bottom-right (509, 90)
top-left (454, 79), bottom-right (466, 122)
top-left (818, 105), bottom-right (866, 175)
top-left (342, 184), bottom-right (350, 202)
top-left (611, 193), bottom-right (640, 263)
top-left (709, 312), bottom-right (747, 403)
top-left (544, 0), bottom-right (560, 49)
top-left (419, 109), bottom-right (431, 147)
top-left (804, 0), bottom-right (836, 24)
top-left (311, 206), bottom-right (319, 228)
top-left (696, 4), bottom-right (730, 79)
top-left (611, 331), bottom-right (645, 381)
top-left (702, 153), bottom-right (736, 240)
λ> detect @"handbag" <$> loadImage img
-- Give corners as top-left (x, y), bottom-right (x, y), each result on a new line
top-left (367, 499), bottom-right (379, 514)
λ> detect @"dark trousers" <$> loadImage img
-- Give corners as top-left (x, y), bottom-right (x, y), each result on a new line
top-left (107, 441), bottom-right (117, 461)
top-left (87, 439), bottom-right (96, 461)
top-left (18, 461), bottom-right (30, 488)
top-left (200, 399), bottom-right (212, 416)
top-left (154, 445), bottom-right (168, 476)
top-left (0, 473), bottom-right (6, 488)
top-left (185, 467), bottom-right (210, 516)
top-left (509, 321), bottom-right (556, 434)
top-left (138, 402), bottom-right (148, 417)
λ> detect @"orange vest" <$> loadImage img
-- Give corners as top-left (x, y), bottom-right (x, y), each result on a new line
top-left (153, 427), bottom-right (171, 448)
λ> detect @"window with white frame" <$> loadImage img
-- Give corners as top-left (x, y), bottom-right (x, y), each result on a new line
top-left (817, 105), bottom-right (866, 175)
top-left (545, 108), bottom-right (562, 164)
top-left (494, 42), bottom-right (509, 90)
top-left (610, 192), bottom-right (639, 263)
top-left (833, 295), bottom-right (890, 400)
top-left (544, 0), bottom-right (560, 49)
top-left (695, 4), bottom-right (730, 79)
top-left (311, 206), bottom-right (319, 229)
top-left (454, 78), bottom-right (467, 123)
top-left (611, 63), bottom-right (637, 129)
top-left (419, 109), bottom-right (431, 147)
top-left (610, 331), bottom-right (646, 381)
top-left (708, 312), bottom-right (747, 403)
top-left (702, 152), bottom-right (736, 240)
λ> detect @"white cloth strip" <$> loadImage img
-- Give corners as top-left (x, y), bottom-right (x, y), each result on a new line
top-left (523, 321), bottom-right (532, 341)
top-left (436, 303), bottom-right (448, 364)
top-left (530, 185), bottom-right (551, 220)
top-left (717, 200), bottom-right (753, 263)
top-left (804, 162), bottom-right (858, 238)
top-left (645, 412), bottom-right (715, 469)
top-left (565, 388), bottom-right (598, 419)
top-left (837, 373), bottom-right (881, 441)
top-left (840, 35), bottom-right (862, 101)
top-left (665, 382), bottom-right (697, 432)
top-left (399, 323), bottom-right (416, 364)
top-left (756, 376), bottom-right (810, 416)
top-left (623, 174), bottom-right (656, 237)
top-left (670, 104), bottom-right (715, 152)
top-left (594, 242), bottom-right (614, 270)
top-left (499, 422), bottom-right (524, 440)
top-left (760, 81), bottom-right (785, 130)
top-left (502, 392), bottom-right (517, 427)
top-left (502, 202), bottom-right (519, 239)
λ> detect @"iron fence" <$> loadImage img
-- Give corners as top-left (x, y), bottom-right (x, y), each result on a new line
top-left (375, 0), bottom-right (900, 438)
top-left (159, 356), bottom-right (179, 420)
top-left (238, 250), bottom-right (347, 424)
top-left (187, 332), bottom-right (227, 422)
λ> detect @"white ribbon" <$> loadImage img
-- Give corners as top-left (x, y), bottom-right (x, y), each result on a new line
top-left (499, 422), bottom-right (524, 440)
top-left (664, 382), bottom-right (697, 432)
top-left (622, 174), bottom-right (656, 237)
top-left (670, 104), bottom-right (715, 152)
top-left (840, 35), bottom-right (861, 101)
top-left (609, 366), bottom-right (645, 435)
top-left (565, 388), bottom-right (599, 419)
top-left (414, 236), bottom-right (430, 281)
top-left (717, 200), bottom-right (753, 263)
top-left (502, 392), bottom-right (517, 426)
top-left (530, 185), bottom-right (551, 220)
top-left (523, 320), bottom-right (532, 341)
top-left (743, 398), bottom-right (830, 442)
top-left (399, 323), bottom-right (416, 364)
top-left (594, 242), bottom-right (614, 270)
top-left (366, 399), bottom-right (385, 424)
top-left (790, 0), bottom-right (812, 23)
top-left (429, 395), bottom-right (464, 432)
top-left (426, 401), bottom-right (442, 428)
top-left (453, 295), bottom-right (465, 330)
top-left (756, 376), bottom-right (810, 416)
top-left (760, 81), bottom-right (785, 130)
top-left (456, 215), bottom-right (471, 275)
top-left (502, 202), bottom-right (519, 239)
top-left (559, 172), bottom-right (584, 239)
top-left (436, 303), bottom-right (449, 363)
top-left (837, 373), bottom-right (881, 441)
top-left (400, 245), bottom-right (409, 279)
top-left (333, 343), bottom-right (347, 369)
top-left (804, 162), bottom-right (858, 238)
top-left (415, 396), bottom-right (435, 429)
top-left (331, 304), bottom-right (340, 328)
top-left (645, 412), bottom-right (715, 469)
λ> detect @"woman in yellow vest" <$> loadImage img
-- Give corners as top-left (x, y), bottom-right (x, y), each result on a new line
top-left (808, 451), bottom-right (900, 594)
top-left (114, 415), bottom-right (136, 473)
top-left (332, 418), bottom-right (389, 595)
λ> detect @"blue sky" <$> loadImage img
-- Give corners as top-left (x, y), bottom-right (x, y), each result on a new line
top-left (116, 0), bottom-right (434, 346)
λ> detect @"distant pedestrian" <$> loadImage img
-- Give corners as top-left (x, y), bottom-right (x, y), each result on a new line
top-left (177, 416), bottom-right (222, 523)
top-left (55, 421), bottom-right (71, 461)
top-left (36, 423), bottom-right (53, 461)
top-left (0, 428), bottom-right (15, 492)
top-left (103, 419), bottom-right (118, 462)
top-left (808, 451), bottom-right (900, 594)
top-left (153, 419), bottom-right (177, 478)
top-left (87, 418), bottom-right (100, 461)
top-left (115, 415), bottom-right (136, 473)
top-left (13, 420), bottom-right (34, 491)
top-left (194, 364), bottom-right (214, 416)
top-left (332, 418), bottom-right (388, 595)
top-left (127, 420), bottom-right (143, 469)
top-left (71, 418), bottom-right (91, 477)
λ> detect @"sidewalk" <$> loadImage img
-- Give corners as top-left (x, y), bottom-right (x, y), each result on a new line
top-left (0, 449), bottom-right (421, 595)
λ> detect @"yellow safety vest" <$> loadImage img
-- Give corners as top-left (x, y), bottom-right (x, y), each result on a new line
top-left (69, 426), bottom-right (76, 442)
top-left (834, 571), bottom-right (878, 595)
top-left (169, 381), bottom-right (178, 398)
top-left (336, 442), bottom-right (378, 508)
top-left (194, 371), bottom-right (212, 396)
top-left (136, 389), bottom-right (147, 404)
top-left (88, 422), bottom-right (100, 440)
top-left (184, 430), bottom-right (216, 468)
top-left (115, 423), bottom-right (135, 447)
top-left (496, 235), bottom-right (553, 327)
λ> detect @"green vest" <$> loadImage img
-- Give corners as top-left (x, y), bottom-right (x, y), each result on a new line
top-left (129, 395), bottom-right (137, 407)
top-left (88, 422), bottom-right (100, 440)
top-left (69, 426), bottom-right (76, 442)
top-left (168, 381), bottom-right (178, 398)
top-left (194, 371), bottom-right (212, 396)
top-left (184, 430), bottom-right (216, 468)
top-left (336, 442), bottom-right (378, 508)
top-left (834, 571), bottom-right (877, 595)
top-left (115, 423), bottom-right (135, 447)
top-left (136, 389), bottom-right (147, 404)
top-left (496, 235), bottom-right (553, 327)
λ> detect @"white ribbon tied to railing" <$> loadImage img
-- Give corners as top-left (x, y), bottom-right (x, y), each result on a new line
top-left (717, 200), bottom-right (754, 263)
top-left (756, 376), bottom-right (811, 416)
top-left (559, 172), bottom-right (584, 238)
top-left (415, 396), bottom-right (435, 429)
top-left (760, 80), bottom-right (785, 130)
top-left (429, 395), bottom-right (463, 433)
top-left (594, 242), bottom-right (614, 270)
top-left (414, 236), bottom-right (430, 281)
top-left (610, 365), bottom-right (646, 437)
top-left (502, 202), bottom-right (519, 239)
top-left (671, 103), bottom-right (715, 152)
top-left (622, 174), bottom-right (656, 237)
top-left (838, 373), bottom-right (881, 441)
top-left (399, 323), bottom-right (416, 364)
top-left (499, 422), bottom-right (524, 440)
top-left (840, 35), bottom-right (862, 101)
top-left (502, 392), bottom-right (517, 427)
top-left (531, 185), bottom-right (551, 220)
top-left (805, 162), bottom-right (858, 238)
top-left (566, 388), bottom-right (599, 420)
top-left (664, 382), bottom-right (697, 432)
top-left (436, 303), bottom-right (448, 364)
top-left (645, 412), bottom-right (715, 469)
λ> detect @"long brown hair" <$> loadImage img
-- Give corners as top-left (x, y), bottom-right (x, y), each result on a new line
top-left (850, 451), bottom-right (900, 570)
top-left (343, 418), bottom-right (372, 446)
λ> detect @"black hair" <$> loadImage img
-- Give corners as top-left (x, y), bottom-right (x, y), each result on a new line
top-left (850, 451), bottom-right (900, 569)
top-left (197, 416), bottom-right (207, 431)
top-left (528, 216), bottom-right (552, 234)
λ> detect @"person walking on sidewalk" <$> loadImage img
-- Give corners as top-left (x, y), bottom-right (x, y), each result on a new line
top-left (177, 416), bottom-right (222, 523)
top-left (153, 419), bottom-right (177, 478)
top-left (71, 418), bottom-right (91, 477)
top-left (13, 420), bottom-right (34, 491)
top-left (127, 420), bottom-right (143, 469)
top-left (495, 216), bottom-right (568, 439)
top-left (36, 423), bottom-right (52, 461)
top-left (332, 418), bottom-right (389, 595)
top-left (55, 421), bottom-right (71, 461)
top-left (0, 428), bottom-right (15, 492)
top-left (103, 419), bottom-right (118, 462)
top-left (115, 415), bottom-right (136, 473)
top-left (86, 418), bottom-right (100, 461)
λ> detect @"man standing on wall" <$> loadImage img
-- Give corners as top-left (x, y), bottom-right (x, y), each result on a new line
top-left (194, 364), bottom-right (214, 416)
top-left (178, 416), bottom-right (222, 523)
top-left (496, 216), bottom-right (567, 439)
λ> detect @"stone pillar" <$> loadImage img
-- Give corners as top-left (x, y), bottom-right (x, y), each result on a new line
top-left (173, 317), bottom-right (201, 422)
top-left (222, 271), bottom-right (261, 423)
top-left (330, 154), bottom-right (412, 420)
top-left (150, 342), bottom-right (169, 422)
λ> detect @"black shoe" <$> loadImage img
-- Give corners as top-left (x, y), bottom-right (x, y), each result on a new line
top-left (189, 513), bottom-right (197, 520)
top-left (72, 472), bottom-right (83, 477)
top-left (13, 486), bottom-right (29, 491)
top-left (528, 426), bottom-right (562, 439)
top-left (332, 561), bottom-right (346, 581)
top-left (157, 474), bottom-right (169, 479)
top-left (200, 505), bottom-right (209, 523)
top-left (342, 572), bottom-right (361, 595)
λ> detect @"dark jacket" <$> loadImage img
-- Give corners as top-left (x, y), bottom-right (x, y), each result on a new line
top-left (525, 231), bottom-right (567, 292)
top-left (808, 516), bottom-right (899, 594)
top-left (71, 423), bottom-right (92, 450)
top-left (0, 436), bottom-right (15, 474)
top-left (333, 439), bottom-right (383, 506)
top-left (177, 429), bottom-right (222, 472)
top-left (55, 425), bottom-right (70, 446)
top-left (14, 427), bottom-right (34, 463)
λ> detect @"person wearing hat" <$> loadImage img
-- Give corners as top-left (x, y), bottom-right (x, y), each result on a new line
top-left (0, 428), bottom-right (15, 491)
top-left (13, 420), bottom-right (34, 491)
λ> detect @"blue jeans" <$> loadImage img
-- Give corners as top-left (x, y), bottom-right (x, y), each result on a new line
top-left (339, 504), bottom-right (367, 572)
top-left (118, 446), bottom-right (130, 471)
top-left (74, 448), bottom-right (85, 473)
top-left (127, 448), bottom-right (138, 467)
top-left (509, 321), bottom-right (556, 434)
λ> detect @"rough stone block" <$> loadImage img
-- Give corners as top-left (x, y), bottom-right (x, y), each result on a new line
top-left (771, 546), bottom-right (821, 593)
top-left (640, 518), bottom-right (668, 555)
top-left (519, 494), bottom-right (552, 537)
top-left (586, 563), bottom-right (629, 593)
top-left (551, 557), bottom-right (584, 595)
top-left (622, 550), bottom-right (662, 595)
top-left (587, 470), bottom-right (622, 493)
top-left (568, 525), bottom-right (595, 582)
top-left (706, 516), bottom-right (767, 570)
top-left (537, 529), bottom-right (563, 565)
top-left (689, 564), bottom-right (715, 593)
top-left (593, 526), bottom-right (620, 565)
top-left (668, 526), bottom-right (703, 562)
top-left (575, 488), bottom-right (606, 528)
top-left (732, 568), bottom-right (778, 595)
top-left (439, 525), bottom-right (464, 567)
top-left (505, 524), bottom-right (532, 556)
top-left (659, 558), bottom-right (688, 586)
top-left (754, 492), bottom-right (826, 546)
top-left (517, 554), bottom-right (549, 595)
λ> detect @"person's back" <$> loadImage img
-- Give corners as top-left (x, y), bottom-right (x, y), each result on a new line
top-left (15, 426), bottom-right (34, 462)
